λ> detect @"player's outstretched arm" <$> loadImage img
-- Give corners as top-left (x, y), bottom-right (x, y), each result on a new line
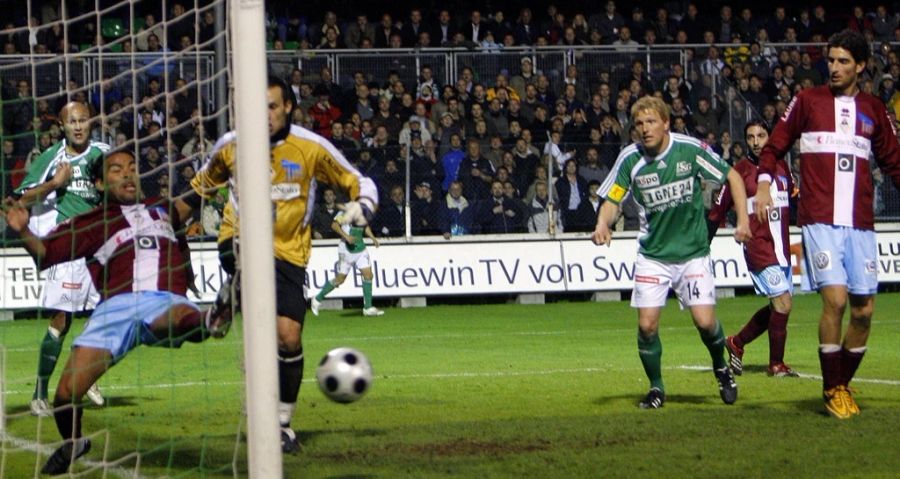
top-left (591, 201), bottom-right (618, 246)
top-left (1, 199), bottom-right (46, 262)
top-left (726, 169), bottom-right (752, 243)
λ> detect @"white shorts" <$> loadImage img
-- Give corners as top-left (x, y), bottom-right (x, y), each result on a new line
top-left (801, 224), bottom-right (878, 295)
top-left (750, 265), bottom-right (793, 298)
top-left (73, 291), bottom-right (199, 364)
top-left (41, 259), bottom-right (100, 312)
top-left (336, 249), bottom-right (372, 275)
top-left (631, 254), bottom-right (717, 308)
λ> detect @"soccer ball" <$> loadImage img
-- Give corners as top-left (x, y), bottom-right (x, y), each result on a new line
top-left (315, 347), bottom-right (373, 403)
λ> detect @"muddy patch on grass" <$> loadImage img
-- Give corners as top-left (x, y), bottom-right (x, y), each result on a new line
top-left (315, 438), bottom-right (553, 461)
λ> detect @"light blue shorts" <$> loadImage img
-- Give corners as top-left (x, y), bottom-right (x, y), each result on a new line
top-left (801, 224), bottom-right (878, 295)
top-left (750, 265), bottom-right (793, 298)
top-left (73, 291), bottom-right (199, 364)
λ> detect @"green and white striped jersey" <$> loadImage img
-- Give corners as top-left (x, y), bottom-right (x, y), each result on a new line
top-left (600, 133), bottom-right (730, 262)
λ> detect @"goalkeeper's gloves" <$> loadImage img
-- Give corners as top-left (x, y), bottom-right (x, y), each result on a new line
top-left (340, 198), bottom-right (377, 226)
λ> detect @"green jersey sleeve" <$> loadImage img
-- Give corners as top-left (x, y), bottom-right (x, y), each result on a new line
top-left (601, 147), bottom-right (640, 206)
top-left (14, 144), bottom-right (61, 195)
top-left (693, 147), bottom-right (730, 184)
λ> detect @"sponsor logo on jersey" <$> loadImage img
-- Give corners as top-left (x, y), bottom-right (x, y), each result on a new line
top-left (608, 184), bottom-right (627, 202)
top-left (640, 177), bottom-right (693, 210)
top-left (696, 156), bottom-right (723, 179)
top-left (635, 274), bottom-right (660, 284)
top-left (657, 160), bottom-right (667, 169)
top-left (814, 251), bottom-right (831, 271)
top-left (676, 161), bottom-right (691, 176)
top-left (635, 173), bottom-right (660, 187)
top-left (62, 282), bottom-right (82, 290)
top-left (771, 190), bottom-right (790, 208)
top-left (684, 273), bottom-right (705, 279)
top-left (780, 96), bottom-right (798, 121)
top-left (136, 235), bottom-right (160, 249)
top-left (271, 183), bottom-right (301, 200)
top-left (837, 154), bottom-right (854, 172)
top-left (768, 208), bottom-right (781, 222)
top-left (280, 159), bottom-right (301, 180)
top-left (803, 133), bottom-right (870, 158)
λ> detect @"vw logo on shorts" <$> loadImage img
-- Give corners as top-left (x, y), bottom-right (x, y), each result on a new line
top-left (866, 260), bottom-right (877, 274)
top-left (814, 252), bottom-right (830, 270)
top-left (767, 271), bottom-right (782, 285)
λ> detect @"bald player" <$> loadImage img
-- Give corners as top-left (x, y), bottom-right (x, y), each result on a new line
top-left (14, 101), bottom-right (109, 415)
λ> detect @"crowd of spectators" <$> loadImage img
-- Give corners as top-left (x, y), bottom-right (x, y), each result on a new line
top-left (3, 2), bottom-right (900, 238)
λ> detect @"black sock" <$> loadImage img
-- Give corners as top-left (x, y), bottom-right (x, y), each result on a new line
top-left (53, 402), bottom-right (83, 441)
top-left (278, 348), bottom-right (304, 404)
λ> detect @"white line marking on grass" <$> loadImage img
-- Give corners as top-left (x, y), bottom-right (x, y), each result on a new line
top-left (0, 432), bottom-right (149, 479)
top-left (4, 365), bottom-right (900, 397)
top-left (676, 365), bottom-right (900, 386)
top-left (0, 331), bottom-right (568, 353)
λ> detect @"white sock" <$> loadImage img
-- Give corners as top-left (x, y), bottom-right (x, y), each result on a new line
top-left (278, 402), bottom-right (296, 427)
top-left (48, 326), bottom-right (62, 340)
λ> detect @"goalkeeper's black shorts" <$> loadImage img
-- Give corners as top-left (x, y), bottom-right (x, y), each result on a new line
top-left (218, 237), bottom-right (307, 324)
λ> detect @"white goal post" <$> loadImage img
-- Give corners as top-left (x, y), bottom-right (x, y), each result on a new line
top-left (230, 0), bottom-right (282, 477)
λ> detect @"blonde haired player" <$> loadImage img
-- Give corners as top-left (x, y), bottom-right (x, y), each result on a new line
top-left (593, 96), bottom-right (751, 409)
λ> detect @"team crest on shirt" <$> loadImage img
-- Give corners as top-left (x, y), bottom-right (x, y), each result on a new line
top-left (858, 112), bottom-right (874, 135)
top-left (281, 159), bottom-right (301, 180)
top-left (676, 161), bottom-right (691, 176)
top-left (839, 108), bottom-right (853, 135)
top-left (150, 206), bottom-right (169, 221)
top-left (777, 175), bottom-right (789, 190)
top-left (814, 251), bottom-right (831, 271)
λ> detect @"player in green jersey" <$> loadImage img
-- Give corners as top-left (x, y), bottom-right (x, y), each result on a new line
top-left (311, 206), bottom-right (384, 316)
top-left (13, 102), bottom-right (108, 415)
top-left (592, 96), bottom-right (752, 409)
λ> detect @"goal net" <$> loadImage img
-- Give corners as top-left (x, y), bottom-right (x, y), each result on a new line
top-left (0, 0), bottom-right (273, 476)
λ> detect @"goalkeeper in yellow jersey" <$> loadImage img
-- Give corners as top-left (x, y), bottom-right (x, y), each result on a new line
top-left (176, 76), bottom-right (378, 453)
top-left (311, 207), bottom-right (383, 317)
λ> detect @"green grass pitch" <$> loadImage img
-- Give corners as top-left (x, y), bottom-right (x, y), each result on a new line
top-left (1, 292), bottom-right (899, 478)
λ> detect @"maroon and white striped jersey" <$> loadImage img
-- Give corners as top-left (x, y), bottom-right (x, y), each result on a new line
top-left (710, 157), bottom-right (792, 272)
top-left (40, 198), bottom-right (191, 299)
top-left (758, 85), bottom-right (900, 230)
